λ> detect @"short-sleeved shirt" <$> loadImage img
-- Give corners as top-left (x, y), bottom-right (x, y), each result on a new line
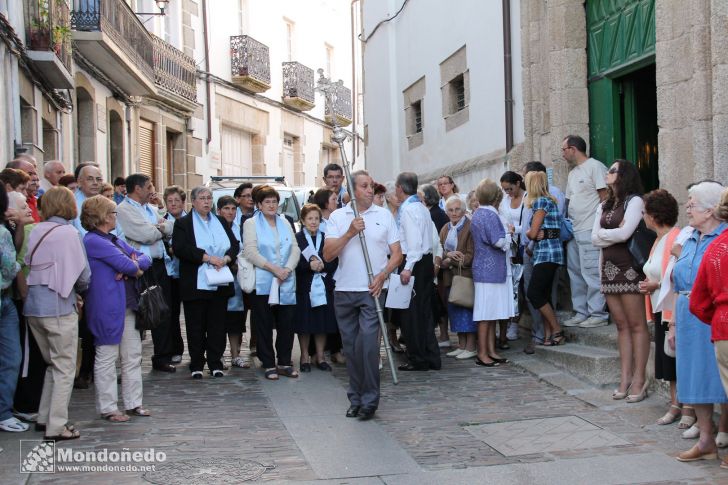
top-left (326, 203), bottom-right (399, 292)
top-left (531, 196), bottom-right (564, 266)
top-left (566, 157), bottom-right (607, 232)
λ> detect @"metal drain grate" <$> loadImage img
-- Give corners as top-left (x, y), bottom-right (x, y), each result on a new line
top-left (465, 416), bottom-right (631, 456)
top-left (143, 458), bottom-right (275, 484)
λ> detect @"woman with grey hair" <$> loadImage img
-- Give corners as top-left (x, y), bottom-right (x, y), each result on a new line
top-left (674, 181), bottom-right (728, 462)
top-left (384, 181), bottom-right (401, 224)
top-left (172, 186), bottom-right (239, 379)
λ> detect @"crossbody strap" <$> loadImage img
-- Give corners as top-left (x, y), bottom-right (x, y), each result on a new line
top-left (28, 224), bottom-right (63, 266)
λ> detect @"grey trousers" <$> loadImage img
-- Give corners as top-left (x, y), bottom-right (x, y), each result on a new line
top-left (566, 229), bottom-right (607, 320)
top-left (334, 291), bottom-right (384, 410)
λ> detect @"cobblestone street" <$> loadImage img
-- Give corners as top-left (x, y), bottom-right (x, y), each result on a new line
top-left (0, 331), bottom-right (726, 485)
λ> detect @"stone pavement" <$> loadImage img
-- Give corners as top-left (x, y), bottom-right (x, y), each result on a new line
top-left (0, 329), bottom-right (727, 485)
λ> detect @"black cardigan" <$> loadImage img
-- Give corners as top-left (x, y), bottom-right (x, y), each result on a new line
top-left (295, 230), bottom-right (337, 295)
top-left (172, 212), bottom-right (239, 301)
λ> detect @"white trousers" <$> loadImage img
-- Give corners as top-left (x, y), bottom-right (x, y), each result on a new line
top-left (94, 309), bottom-right (143, 415)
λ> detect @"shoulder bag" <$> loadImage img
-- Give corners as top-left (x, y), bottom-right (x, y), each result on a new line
top-left (510, 204), bottom-right (524, 265)
top-left (625, 196), bottom-right (656, 268)
top-left (237, 252), bottom-right (256, 293)
top-left (448, 262), bottom-right (474, 309)
top-left (136, 270), bottom-right (169, 331)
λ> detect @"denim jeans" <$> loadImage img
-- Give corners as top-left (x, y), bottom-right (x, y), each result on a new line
top-left (0, 295), bottom-right (21, 420)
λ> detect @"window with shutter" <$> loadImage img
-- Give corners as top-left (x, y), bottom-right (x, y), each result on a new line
top-left (138, 119), bottom-right (155, 182)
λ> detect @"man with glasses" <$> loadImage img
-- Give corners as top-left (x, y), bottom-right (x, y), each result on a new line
top-left (561, 135), bottom-right (609, 328)
top-left (116, 173), bottom-right (176, 373)
top-left (323, 164), bottom-right (350, 209)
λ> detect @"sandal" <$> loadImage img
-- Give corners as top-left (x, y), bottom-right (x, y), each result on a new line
top-left (678, 409), bottom-right (697, 429)
top-left (277, 366), bottom-right (299, 378)
top-left (126, 406), bottom-right (151, 417)
top-left (101, 412), bottom-right (129, 423)
top-left (264, 368), bottom-right (279, 380)
top-left (550, 332), bottom-right (565, 346)
top-left (45, 426), bottom-right (80, 441)
top-left (657, 405), bottom-right (681, 425)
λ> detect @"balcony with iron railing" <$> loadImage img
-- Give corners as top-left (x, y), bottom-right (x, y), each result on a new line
top-left (70, 0), bottom-right (156, 95)
top-left (230, 35), bottom-right (271, 93)
top-left (24, 0), bottom-right (74, 88)
top-left (151, 34), bottom-right (197, 110)
top-left (325, 83), bottom-right (352, 127)
top-left (282, 61), bottom-right (315, 111)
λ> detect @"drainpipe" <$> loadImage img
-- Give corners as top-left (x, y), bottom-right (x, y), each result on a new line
top-left (502, 0), bottom-right (514, 153)
top-left (202, 0), bottom-right (212, 146)
top-left (351, 0), bottom-right (359, 165)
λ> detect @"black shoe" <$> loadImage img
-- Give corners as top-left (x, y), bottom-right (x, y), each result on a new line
top-left (346, 405), bottom-right (360, 418)
top-left (300, 363), bottom-right (312, 373)
top-left (475, 358), bottom-right (499, 367)
top-left (523, 342), bottom-right (535, 355)
top-left (316, 361), bottom-right (332, 371)
top-left (153, 363), bottom-right (176, 373)
top-left (398, 363), bottom-right (428, 371)
top-left (211, 369), bottom-right (224, 378)
top-left (73, 375), bottom-right (90, 389)
top-left (358, 408), bottom-right (376, 421)
top-left (488, 355), bottom-right (510, 364)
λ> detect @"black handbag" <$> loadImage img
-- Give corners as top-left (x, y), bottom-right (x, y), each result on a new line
top-left (625, 197), bottom-right (657, 268)
top-left (136, 271), bottom-right (169, 331)
top-left (510, 204), bottom-right (525, 265)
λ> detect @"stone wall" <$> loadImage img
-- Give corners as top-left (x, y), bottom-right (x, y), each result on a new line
top-left (519, 0), bottom-right (728, 204)
top-left (515, 0), bottom-right (589, 189)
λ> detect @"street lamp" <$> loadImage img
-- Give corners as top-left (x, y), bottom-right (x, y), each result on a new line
top-left (135, 0), bottom-right (170, 16)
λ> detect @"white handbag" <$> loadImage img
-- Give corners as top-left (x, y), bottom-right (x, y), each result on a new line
top-left (204, 264), bottom-right (234, 285)
top-left (237, 252), bottom-right (256, 293)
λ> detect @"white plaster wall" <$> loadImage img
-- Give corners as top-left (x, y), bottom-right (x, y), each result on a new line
top-left (196, 0), bottom-right (356, 185)
top-left (362, 0), bottom-right (522, 184)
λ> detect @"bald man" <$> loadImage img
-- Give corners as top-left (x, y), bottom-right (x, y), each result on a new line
top-left (7, 155), bottom-right (40, 222)
top-left (40, 161), bottom-right (65, 195)
top-left (72, 164), bottom-right (103, 236)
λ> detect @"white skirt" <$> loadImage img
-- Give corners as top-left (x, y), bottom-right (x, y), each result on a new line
top-left (473, 281), bottom-right (515, 321)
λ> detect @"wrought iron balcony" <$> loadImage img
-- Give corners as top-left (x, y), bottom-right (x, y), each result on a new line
top-left (325, 83), bottom-right (353, 127)
top-left (24, 0), bottom-right (73, 88)
top-left (230, 35), bottom-right (271, 93)
top-left (282, 61), bottom-right (315, 111)
top-left (152, 34), bottom-right (197, 108)
top-left (71, 0), bottom-right (156, 95)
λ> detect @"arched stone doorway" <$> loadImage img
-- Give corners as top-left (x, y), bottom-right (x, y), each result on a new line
top-left (76, 87), bottom-right (95, 163)
top-left (109, 110), bottom-right (124, 181)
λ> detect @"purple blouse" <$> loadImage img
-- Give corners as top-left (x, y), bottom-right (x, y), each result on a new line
top-left (470, 206), bottom-right (507, 284)
top-left (83, 230), bottom-right (151, 345)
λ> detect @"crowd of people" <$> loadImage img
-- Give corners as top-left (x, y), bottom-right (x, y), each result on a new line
top-left (2, 134), bottom-right (728, 468)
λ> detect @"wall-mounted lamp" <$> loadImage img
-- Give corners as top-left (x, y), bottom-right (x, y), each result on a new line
top-left (135, 0), bottom-right (170, 16)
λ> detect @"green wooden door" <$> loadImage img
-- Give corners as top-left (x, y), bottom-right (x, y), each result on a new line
top-left (586, 0), bottom-right (658, 190)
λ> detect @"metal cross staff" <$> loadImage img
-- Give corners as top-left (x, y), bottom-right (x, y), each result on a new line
top-left (316, 69), bottom-right (399, 385)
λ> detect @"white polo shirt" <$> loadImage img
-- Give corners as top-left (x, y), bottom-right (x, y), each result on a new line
top-left (326, 202), bottom-right (399, 292)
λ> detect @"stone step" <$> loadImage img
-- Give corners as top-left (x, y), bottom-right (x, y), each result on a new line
top-left (535, 343), bottom-right (621, 387)
top-left (561, 324), bottom-right (618, 349)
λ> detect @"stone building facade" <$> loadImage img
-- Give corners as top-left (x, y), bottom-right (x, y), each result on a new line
top-left (515, 0), bottom-right (728, 205)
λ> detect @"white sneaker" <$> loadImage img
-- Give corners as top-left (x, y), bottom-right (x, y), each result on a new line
top-left (682, 423), bottom-right (700, 439)
top-left (231, 356), bottom-right (251, 368)
top-left (447, 348), bottom-right (464, 358)
top-left (716, 432), bottom-right (728, 448)
top-left (506, 322), bottom-right (519, 341)
top-left (455, 350), bottom-right (477, 360)
top-left (579, 317), bottom-right (609, 328)
top-left (0, 417), bottom-right (29, 432)
top-left (562, 314), bottom-right (588, 327)
top-left (438, 340), bottom-right (452, 348)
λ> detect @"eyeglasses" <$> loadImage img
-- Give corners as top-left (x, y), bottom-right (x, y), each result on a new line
top-left (561, 146), bottom-right (573, 152)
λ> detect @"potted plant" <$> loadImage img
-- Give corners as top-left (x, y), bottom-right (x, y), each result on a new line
top-left (29, 0), bottom-right (51, 50)
top-left (52, 24), bottom-right (71, 55)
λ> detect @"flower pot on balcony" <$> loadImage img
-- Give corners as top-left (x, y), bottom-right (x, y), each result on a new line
top-left (30, 29), bottom-right (51, 50)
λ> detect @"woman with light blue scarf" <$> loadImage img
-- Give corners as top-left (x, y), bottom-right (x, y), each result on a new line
top-left (295, 204), bottom-right (339, 372)
top-left (243, 185), bottom-right (301, 381)
top-left (172, 187), bottom-right (239, 379)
